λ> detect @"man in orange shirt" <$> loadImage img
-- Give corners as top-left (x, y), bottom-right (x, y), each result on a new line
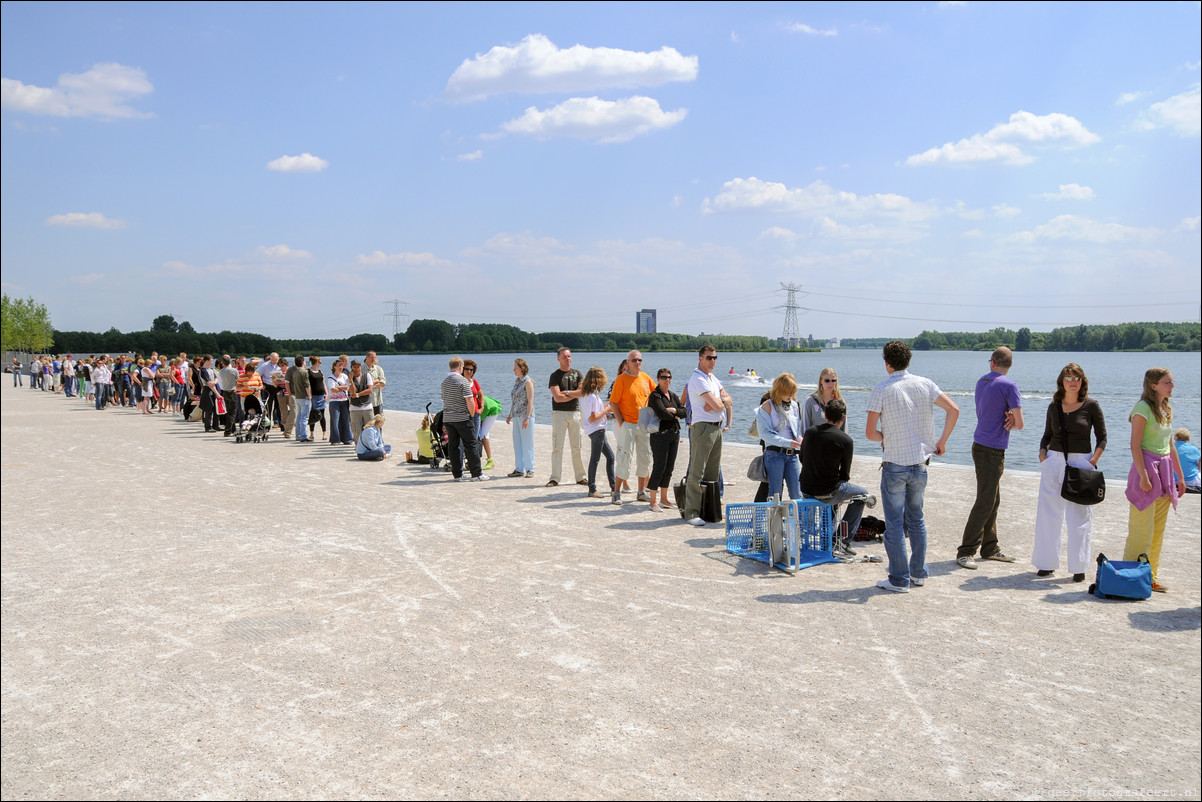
top-left (609, 350), bottom-right (656, 502)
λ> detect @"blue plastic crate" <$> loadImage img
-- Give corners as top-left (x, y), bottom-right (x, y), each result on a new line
top-left (725, 499), bottom-right (837, 573)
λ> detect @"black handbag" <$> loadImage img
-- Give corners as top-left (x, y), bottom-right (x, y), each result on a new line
top-left (1058, 406), bottom-right (1105, 505)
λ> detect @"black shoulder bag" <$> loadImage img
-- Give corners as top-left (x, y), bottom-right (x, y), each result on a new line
top-left (1059, 405), bottom-right (1105, 505)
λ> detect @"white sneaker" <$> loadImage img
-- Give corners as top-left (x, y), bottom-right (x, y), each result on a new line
top-left (686, 517), bottom-right (706, 527)
top-left (472, 475), bottom-right (490, 482)
top-left (876, 579), bottom-right (908, 593)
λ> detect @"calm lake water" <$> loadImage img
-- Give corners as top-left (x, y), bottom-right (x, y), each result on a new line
top-left (371, 350), bottom-right (1200, 475)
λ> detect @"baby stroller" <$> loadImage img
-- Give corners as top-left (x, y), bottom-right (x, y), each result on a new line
top-left (236, 408), bottom-right (271, 443)
top-left (425, 402), bottom-right (451, 471)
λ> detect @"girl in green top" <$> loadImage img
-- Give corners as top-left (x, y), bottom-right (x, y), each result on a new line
top-left (1123, 367), bottom-right (1186, 592)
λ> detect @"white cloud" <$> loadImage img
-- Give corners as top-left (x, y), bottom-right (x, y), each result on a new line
top-left (1, 63), bottom-right (153, 119)
top-left (46, 212), bottom-right (126, 229)
top-left (962, 229), bottom-right (985, 238)
top-left (1009, 214), bottom-right (1159, 244)
top-left (1116, 91), bottom-right (1147, 106)
top-left (254, 244), bottom-right (311, 260)
top-left (783, 22), bottom-right (837, 37)
top-left (463, 232), bottom-right (571, 260)
top-left (356, 250), bottom-right (456, 269)
top-left (68, 273), bottom-right (106, 284)
top-left (1176, 216), bottom-right (1200, 232)
top-left (906, 111), bottom-right (1100, 166)
top-left (992, 204), bottom-right (1022, 218)
top-left (266, 153), bottom-right (329, 173)
top-left (759, 226), bottom-right (798, 242)
top-left (811, 216), bottom-right (925, 242)
top-left (1135, 84), bottom-right (1201, 137)
top-left (497, 96), bottom-right (687, 143)
top-left (704, 177), bottom-right (937, 222)
top-left (1037, 183), bottom-right (1095, 201)
top-left (457, 150), bottom-right (483, 161)
top-left (445, 34), bottom-right (698, 102)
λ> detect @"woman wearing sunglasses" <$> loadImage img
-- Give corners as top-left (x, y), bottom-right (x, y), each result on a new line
top-left (646, 368), bottom-right (687, 512)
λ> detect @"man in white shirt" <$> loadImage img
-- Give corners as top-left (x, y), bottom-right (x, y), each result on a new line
top-left (682, 345), bottom-right (733, 526)
top-left (865, 340), bottom-right (959, 593)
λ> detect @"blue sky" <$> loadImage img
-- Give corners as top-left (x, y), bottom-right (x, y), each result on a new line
top-left (2, 1), bottom-right (1199, 342)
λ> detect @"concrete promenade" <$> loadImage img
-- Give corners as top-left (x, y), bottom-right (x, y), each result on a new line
top-left (2, 380), bottom-right (1199, 800)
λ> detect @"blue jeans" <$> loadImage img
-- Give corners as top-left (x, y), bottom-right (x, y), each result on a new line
top-left (294, 398), bottom-right (312, 440)
top-left (880, 462), bottom-right (929, 588)
top-left (512, 416), bottom-right (535, 473)
top-left (13, 370), bottom-right (21, 386)
top-left (764, 448), bottom-right (801, 500)
top-left (94, 383), bottom-right (110, 410)
top-left (329, 400), bottom-right (352, 444)
top-left (587, 429), bottom-right (615, 493)
top-left (805, 481), bottom-right (869, 540)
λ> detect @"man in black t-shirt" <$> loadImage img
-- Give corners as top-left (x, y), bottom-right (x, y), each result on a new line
top-left (800, 398), bottom-right (869, 544)
top-left (547, 347), bottom-right (586, 487)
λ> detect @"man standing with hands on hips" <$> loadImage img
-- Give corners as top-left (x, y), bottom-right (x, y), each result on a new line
top-left (682, 345), bottom-right (733, 527)
top-left (866, 340), bottom-right (959, 592)
top-left (957, 346), bottom-right (1023, 570)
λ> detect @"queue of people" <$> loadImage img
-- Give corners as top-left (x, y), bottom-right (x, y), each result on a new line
top-left (17, 343), bottom-right (1193, 596)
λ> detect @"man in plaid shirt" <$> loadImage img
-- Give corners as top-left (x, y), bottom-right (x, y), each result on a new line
top-left (866, 340), bottom-right (960, 593)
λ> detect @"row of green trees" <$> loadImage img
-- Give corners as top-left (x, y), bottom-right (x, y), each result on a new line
top-left (39, 310), bottom-right (1202, 358)
top-left (51, 314), bottom-right (391, 358)
top-left (393, 320), bottom-right (773, 353)
top-left (910, 322), bottom-right (1200, 352)
top-left (1, 294), bottom-right (55, 353)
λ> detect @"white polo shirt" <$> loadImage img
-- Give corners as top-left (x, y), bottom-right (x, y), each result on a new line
top-left (686, 368), bottom-right (726, 425)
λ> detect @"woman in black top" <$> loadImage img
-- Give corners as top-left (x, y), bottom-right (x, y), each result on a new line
top-left (1032, 362), bottom-right (1107, 581)
top-left (307, 356), bottom-right (328, 441)
top-left (646, 368), bottom-right (687, 512)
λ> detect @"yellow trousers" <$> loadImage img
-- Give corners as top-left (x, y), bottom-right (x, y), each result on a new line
top-left (1124, 497), bottom-right (1170, 582)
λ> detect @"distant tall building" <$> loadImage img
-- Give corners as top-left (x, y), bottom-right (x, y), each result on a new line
top-left (636, 308), bottom-right (657, 334)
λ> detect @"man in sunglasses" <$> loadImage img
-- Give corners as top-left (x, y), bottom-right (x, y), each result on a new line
top-left (683, 345), bottom-right (733, 526)
top-left (609, 350), bottom-right (656, 501)
top-left (957, 346), bottom-right (1023, 570)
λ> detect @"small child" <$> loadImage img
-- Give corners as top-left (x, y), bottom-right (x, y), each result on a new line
top-left (580, 367), bottom-right (619, 504)
top-left (1174, 428), bottom-right (1201, 493)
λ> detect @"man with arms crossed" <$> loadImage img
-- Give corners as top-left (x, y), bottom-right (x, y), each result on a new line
top-left (609, 350), bottom-right (656, 501)
top-left (682, 345), bottom-right (733, 526)
top-left (365, 351), bottom-right (387, 416)
top-left (547, 347), bottom-right (587, 487)
top-left (957, 346), bottom-right (1023, 569)
top-left (866, 340), bottom-right (959, 592)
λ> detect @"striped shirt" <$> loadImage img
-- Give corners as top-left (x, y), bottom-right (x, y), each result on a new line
top-left (441, 372), bottom-right (473, 423)
top-left (866, 369), bottom-right (944, 466)
top-left (236, 371), bottom-right (262, 398)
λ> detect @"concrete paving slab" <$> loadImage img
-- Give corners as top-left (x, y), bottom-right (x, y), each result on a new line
top-left (2, 381), bottom-right (1199, 799)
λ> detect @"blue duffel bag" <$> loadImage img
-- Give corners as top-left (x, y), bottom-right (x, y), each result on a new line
top-left (1089, 552), bottom-right (1152, 600)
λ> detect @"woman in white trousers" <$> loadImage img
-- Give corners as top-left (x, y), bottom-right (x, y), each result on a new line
top-left (1032, 363), bottom-right (1107, 582)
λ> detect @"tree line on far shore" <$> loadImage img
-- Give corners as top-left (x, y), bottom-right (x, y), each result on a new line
top-left (31, 313), bottom-right (1202, 358)
top-left (46, 316), bottom-right (776, 356)
top-left (908, 322), bottom-right (1200, 353)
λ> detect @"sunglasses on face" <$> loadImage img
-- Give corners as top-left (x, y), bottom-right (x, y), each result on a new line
top-left (658, 375), bottom-right (671, 380)
top-left (823, 378), bottom-right (838, 383)
top-left (703, 355), bottom-right (717, 361)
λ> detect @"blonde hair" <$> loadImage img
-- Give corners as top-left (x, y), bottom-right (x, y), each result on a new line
top-left (580, 366), bottom-right (607, 395)
top-left (770, 373), bottom-right (798, 405)
top-left (373, 414), bottom-right (386, 427)
top-left (812, 367), bottom-right (842, 403)
top-left (1138, 367), bottom-right (1172, 425)
top-left (1174, 428), bottom-right (1191, 442)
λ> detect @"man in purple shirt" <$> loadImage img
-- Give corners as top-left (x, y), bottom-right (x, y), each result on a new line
top-left (957, 346), bottom-right (1024, 569)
